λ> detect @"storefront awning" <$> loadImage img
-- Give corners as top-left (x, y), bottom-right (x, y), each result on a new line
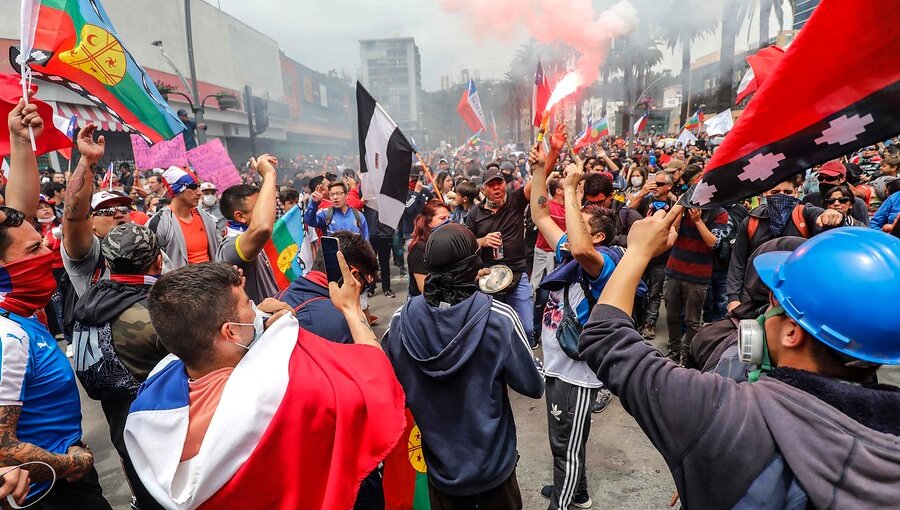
top-left (55, 102), bottom-right (129, 133)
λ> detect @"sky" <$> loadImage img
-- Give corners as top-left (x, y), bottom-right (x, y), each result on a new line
top-left (204, 0), bottom-right (793, 92)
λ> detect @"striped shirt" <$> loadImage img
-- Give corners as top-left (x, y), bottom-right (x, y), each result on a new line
top-left (666, 208), bottom-right (728, 283)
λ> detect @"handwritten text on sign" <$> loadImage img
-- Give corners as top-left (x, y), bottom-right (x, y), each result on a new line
top-left (130, 133), bottom-right (188, 169)
top-left (186, 139), bottom-right (241, 190)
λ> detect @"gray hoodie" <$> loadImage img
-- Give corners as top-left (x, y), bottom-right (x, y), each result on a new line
top-left (581, 304), bottom-right (900, 510)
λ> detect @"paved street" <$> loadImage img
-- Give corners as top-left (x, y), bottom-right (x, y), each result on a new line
top-left (78, 271), bottom-right (899, 509)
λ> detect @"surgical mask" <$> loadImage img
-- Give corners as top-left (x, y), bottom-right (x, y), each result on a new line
top-left (227, 301), bottom-right (268, 350)
top-left (630, 176), bottom-right (643, 187)
top-left (738, 305), bottom-right (784, 382)
top-left (37, 216), bottom-right (55, 224)
top-left (201, 195), bottom-right (217, 207)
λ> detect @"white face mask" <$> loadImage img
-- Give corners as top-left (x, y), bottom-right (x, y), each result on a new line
top-left (201, 194), bottom-right (217, 207)
top-left (228, 301), bottom-right (268, 350)
top-left (631, 176), bottom-right (644, 187)
top-left (37, 216), bottom-right (55, 224)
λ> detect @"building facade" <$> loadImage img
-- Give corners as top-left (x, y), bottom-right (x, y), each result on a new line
top-left (359, 37), bottom-right (423, 142)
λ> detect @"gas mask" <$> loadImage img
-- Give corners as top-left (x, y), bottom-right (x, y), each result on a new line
top-left (738, 305), bottom-right (784, 382)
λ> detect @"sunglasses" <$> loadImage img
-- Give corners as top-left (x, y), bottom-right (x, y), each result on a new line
top-left (185, 183), bottom-right (200, 190)
top-left (654, 181), bottom-right (669, 187)
top-left (824, 197), bottom-right (852, 205)
top-left (817, 174), bottom-right (841, 183)
top-left (93, 206), bottom-right (130, 217)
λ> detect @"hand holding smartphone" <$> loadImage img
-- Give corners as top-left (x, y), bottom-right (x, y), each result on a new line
top-left (321, 236), bottom-right (343, 285)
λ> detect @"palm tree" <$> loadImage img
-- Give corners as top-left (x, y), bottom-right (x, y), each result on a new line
top-left (716, 0), bottom-right (744, 111)
top-left (660, 0), bottom-right (719, 126)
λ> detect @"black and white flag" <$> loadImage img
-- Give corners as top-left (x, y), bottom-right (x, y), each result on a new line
top-left (357, 82), bottom-right (415, 229)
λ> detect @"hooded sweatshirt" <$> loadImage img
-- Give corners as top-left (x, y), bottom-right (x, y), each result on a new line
top-left (581, 304), bottom-right (900, 510)
top-left (383, 292), bottom-right (544, 496)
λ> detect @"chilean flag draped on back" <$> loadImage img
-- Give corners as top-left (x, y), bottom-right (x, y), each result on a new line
top-left (13, 0), bottom-right (185, 143)
top-left (457, 78), bottom-right (487, 134)
top-left (686, 0), bottom-right (900, 208)
top-left (124, 316), bottom-right (406, 510)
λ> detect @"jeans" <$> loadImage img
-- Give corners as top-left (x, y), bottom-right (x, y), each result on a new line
top-left (370, 237), bottom-right (394, 292)
top-left (663, 277), bottom-right (709, 359)
top-left (703, 269), bottom-right (729, 323)
top-left (391, 230), bottom-right (406, 269)
top-left (495, 273), bottom-right (533, 345)
top-left (640, 263), bottom-right (667, 330)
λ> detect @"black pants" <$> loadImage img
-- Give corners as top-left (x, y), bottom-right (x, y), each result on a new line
top-left (370, 236), bottom-right (394, 292)
top-left (545, 377), bottom-right (597, 510)
top-left (34, 464), bottom-right (111, 510)
top-left (428, 469), bottom-right (522, 510)
top-left (101, 398), bottom-right (165, 510)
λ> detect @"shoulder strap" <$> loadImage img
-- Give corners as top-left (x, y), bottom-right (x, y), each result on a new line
top-left (747, 215), bottom-right (760, 242)
top-left (791, 204), bottom-right (810, 238)
top-left (324, 207), bottom-right (335, 229)
top-left (293, 296), bottom-right (328, 313)
top-left (352, 208), bottom-right (362, 230)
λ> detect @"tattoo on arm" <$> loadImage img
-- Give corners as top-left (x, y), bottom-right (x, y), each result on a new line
top-left (65, 163), bottom-right (91, 220)
top-left (537, 195), bottom-right (547, 209)
top-left (0, 406), bottom-right (83, 482)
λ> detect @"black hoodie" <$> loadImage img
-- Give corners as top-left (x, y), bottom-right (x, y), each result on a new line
top-left (383, 292), bottom-right (544, 496)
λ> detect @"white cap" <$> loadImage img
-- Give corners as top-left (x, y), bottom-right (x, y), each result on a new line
top-left (91, 190), bottom-right (132, 210)
top-left (199, 182), bottom-right (217, 191)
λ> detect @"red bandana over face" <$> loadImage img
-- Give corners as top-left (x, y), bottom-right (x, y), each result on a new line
top-left (0, 251), bottom-right (57, 317)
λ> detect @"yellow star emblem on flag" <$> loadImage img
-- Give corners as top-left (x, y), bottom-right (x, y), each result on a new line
top-left (58, 24), bottom-right (126, 86)
top-left (277, 244), bottom-right (298, 274)
top-left (407, 425), bottom-right (427, 473)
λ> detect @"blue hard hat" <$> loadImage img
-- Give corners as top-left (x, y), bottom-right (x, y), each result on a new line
top-left (753, 227), bottom-right (900, 364)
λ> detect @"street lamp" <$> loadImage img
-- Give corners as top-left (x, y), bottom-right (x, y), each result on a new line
top-left (627, 69), bottom-right (671, 158)
top-left (151, 40), bottom-right (192, 96)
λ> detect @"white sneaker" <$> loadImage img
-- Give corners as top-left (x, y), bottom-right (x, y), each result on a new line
top-left (66, 344), bottom-right (74, 358)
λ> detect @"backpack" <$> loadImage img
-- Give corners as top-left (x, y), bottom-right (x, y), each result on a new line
top-left (324, 207), bottom-right (362, 233)
top-left (59, 254), bottom-right (105, 339)
top-left (747, 204), bottom-right (810, 242)
top-left (73, 298), bottom-right (151, 401)
top-left (556, 278), bottom-right (596, 361)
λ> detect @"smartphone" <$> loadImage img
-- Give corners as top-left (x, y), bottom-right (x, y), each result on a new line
top-left (321, 236), bottom-right (342, 284)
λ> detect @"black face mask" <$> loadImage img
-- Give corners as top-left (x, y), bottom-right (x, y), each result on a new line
top-left (502, 173), bottom-right (514, 183)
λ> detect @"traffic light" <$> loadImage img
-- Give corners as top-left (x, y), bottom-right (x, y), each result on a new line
top-left (252, 96), bottom-right (269, 135)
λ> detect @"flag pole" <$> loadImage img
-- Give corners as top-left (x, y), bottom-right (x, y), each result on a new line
top-left (415, 152), bottom-right (444, 204)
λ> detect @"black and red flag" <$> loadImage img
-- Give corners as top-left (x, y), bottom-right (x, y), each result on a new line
top-left (686, 0), bottom-right (900, 208)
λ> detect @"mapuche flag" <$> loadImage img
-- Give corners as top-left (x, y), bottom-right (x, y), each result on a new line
top-left (357, 81), bottom-right (416, 230)
top-left (13, 0), bottom-right (185, 143)
top-left (382, 408), bottom-right (431, 509)
top-left (265, 204), bottom-right (306, 287)
top-left (686, 0), bottom-right (900, 208)
top-left (124, 318), bottom-right (407, 510)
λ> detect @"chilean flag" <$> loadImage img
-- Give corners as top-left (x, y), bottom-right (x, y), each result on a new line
top-left (735, 46), bottom-right (785, 105)
top-left (532, 60), bottom-right (550, 127)
top-left (686, 0), bottom-right (900, 208)
top-left (124, 316), bottom-right (406, 510)
top-left (457, 78), bottom-right (487, 134)
top-left (0, 73), bottom-right (74, 158)
top-left (53, 114), bottom-right (77, 160)
top-left (99, 162), bottom-right (114, 190)
top-left (633, 113), bottom-right (648, 136)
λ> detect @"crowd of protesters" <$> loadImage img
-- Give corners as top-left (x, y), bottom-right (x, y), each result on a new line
top-left (1, 92), bottom-right (898, 510)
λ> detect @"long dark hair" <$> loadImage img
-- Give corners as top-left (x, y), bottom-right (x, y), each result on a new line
top-left (409, 200), bottom-right (450, 251)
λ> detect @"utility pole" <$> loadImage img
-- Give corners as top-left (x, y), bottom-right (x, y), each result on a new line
top-left (244, 85), bottom-right (257, 156)
top-left (184, 0), bottom-right (206, 145)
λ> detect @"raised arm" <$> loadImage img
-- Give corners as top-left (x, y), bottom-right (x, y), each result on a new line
top-left (562, 158), bottom-right (606, 278)
top-left (234, 155), bottom-right (277, 261)
top-left (597, 145), bottom-right (619, 173)
top-left (63, 124), bottom-right (105, 260)
top-left (6, 95), bottom-right (43, 222)
top-left (330, 252), bottom-right (381, 350)
top-left (529, 126), bottom-right (565, 248)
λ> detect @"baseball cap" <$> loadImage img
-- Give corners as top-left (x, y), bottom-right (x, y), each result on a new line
top-left (499, 161), bottom-right (515, 172)
top-left (177, 109), bottom-right (188, 116)
top-left (664, 159), bottom-right (686, 171)
top-left (818, 160), bottom-right (846, 178)
top-left (91, 190), bottom-right (132, 210)
top-left (485, 161), bottom-right (501, 171)
top-left (483, 167), bottom-right (505, 184)
top-left (199, 182), bottom-right (217, 192)
top-left (101, 223), bottom-right (161, 274)
top-left (39, 194), bottom-right (55, 205)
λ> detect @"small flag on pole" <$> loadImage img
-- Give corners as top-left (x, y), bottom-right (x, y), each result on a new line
top-left (633, 113), bottom-right (648, 136)
top-left (532, 60), bottom-right (551, 127)
top-left (457, 79), bottom-right (487, 134)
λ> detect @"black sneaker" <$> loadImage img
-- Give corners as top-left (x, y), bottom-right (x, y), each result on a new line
top-left (592, 388), bottom-right (612, 413)
top-left (540, 485), bottom-right (552, 499)
top-left (383, 289), bottom-right (396, 298)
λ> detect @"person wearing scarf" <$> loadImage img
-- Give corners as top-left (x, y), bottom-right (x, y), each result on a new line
top-left (72, 223), bottom-right (168, 510)
top-left (382, 223), bottom-right (544, 508)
